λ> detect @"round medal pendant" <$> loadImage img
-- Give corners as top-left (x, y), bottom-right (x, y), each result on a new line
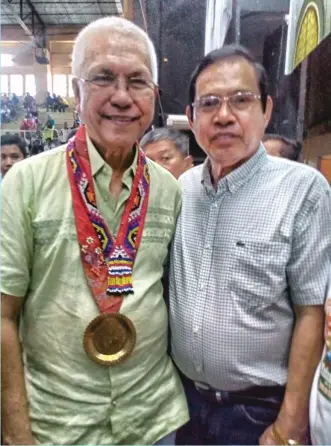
top-left (83, 313), bottom-right (136, 366)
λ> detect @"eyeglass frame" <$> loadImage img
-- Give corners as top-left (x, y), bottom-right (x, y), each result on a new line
top-left (75, 73), bottom-right (157, 96)
top-left (192, 91), bottom-right (262, 114)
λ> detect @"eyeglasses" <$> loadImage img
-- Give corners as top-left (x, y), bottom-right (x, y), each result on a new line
top-left (192, 91), bottom-right (261, 113)
top-left (77, 74), bottom-right (155, 97)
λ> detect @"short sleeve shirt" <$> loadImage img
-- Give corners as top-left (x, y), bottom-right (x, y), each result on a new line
top-left (1, 135), bottom-right (188, 445)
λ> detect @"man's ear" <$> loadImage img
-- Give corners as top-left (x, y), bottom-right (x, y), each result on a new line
top-left (154, 85), bottom-right (159, 100)
top-left (72, 78), bottom-right (81, 114)
top-left (186, 105), bottom-right (194, 130)
top-left (264, 95), bottom-right (273, 129)
top-left (184, 154), bottom-right (194, 171)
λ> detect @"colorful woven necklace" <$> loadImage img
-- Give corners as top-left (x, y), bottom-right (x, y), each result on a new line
top-left (66, 126), bottom-right (150, 313)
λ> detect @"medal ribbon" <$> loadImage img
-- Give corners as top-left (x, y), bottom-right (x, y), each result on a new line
top-left (66, 126), bottom-right (150, 313)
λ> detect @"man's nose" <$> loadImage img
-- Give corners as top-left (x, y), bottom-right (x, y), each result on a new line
top-left (6, 158), bottom-right (14, 166)
top-left (213, 100), bottom-right (236, 125)
top-left (110, 78), bottom-right (134, 108)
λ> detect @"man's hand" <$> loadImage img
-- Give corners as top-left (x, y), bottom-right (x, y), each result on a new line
top-left (259, 414), bottom-right (308, 445)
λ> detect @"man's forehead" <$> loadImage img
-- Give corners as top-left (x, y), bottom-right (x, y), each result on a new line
top-left (196, 57), bottom-right (259, 91)
top-left (1, 144), bottom-right (21, 153)
top-left (84, 34), bottom-right (150, 72)
top-left (146, 140), bottom-right (178, 152)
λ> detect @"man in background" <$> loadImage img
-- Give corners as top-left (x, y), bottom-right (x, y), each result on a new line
top-left (1, 134), bottom-right (27, 177)
top-left (263, 133), bottom-right (301, 161)
top-left (141, 128), bottom-right (193, 178)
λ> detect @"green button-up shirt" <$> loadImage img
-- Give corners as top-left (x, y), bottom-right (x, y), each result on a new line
top-left (1, 134), bottom-right (188, 445)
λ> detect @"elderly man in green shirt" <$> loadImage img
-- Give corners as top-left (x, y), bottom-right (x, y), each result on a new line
top-left (1, 17), bottom-right (188, 445)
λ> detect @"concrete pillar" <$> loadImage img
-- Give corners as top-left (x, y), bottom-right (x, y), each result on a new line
top-left (33, 50), bottom-right (51, 105)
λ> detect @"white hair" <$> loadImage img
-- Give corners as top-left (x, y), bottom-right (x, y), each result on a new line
top-left (71, 16), bottom-right (158, 84)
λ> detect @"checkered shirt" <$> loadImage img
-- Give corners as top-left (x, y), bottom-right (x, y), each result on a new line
top-left (169, 145), bottom-right (331, 391)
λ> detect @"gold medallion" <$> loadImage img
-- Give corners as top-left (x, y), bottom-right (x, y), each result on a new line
top-left (83, 313), bottom-right (136, 366)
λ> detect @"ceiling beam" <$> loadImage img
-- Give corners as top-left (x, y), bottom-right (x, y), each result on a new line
top-left (4, 0), bottom-right (46, 47)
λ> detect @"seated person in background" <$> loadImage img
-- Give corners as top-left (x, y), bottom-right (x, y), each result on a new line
top-left (45, 114), bottom-right (55, 129)
top-left (50, 130), bottom-right (61, 149)
top-left (45, 92), bottom-right (54, 112)
top-left (20, 114), bottom-right (37, 138)
top-left (59, 121), bottom-right (70, 144)
top-left (30, 104), bottom-right (39, 118)
top-left (52, 93), bottom-right (59, 111)
top-left (11, 93), bottom-right (19, 109)
top-left (1, 105), bottom-right (11, 123)
top-left (30, 132), bottom-right (44, 156)
top-left (43, 137), bottom-right (52, 151)
top-left (140, 128), bottom-right (193, 179)
top-left (23, 93), bottom-right (35, 111)
top-left (43, 115), bottom-right (55, 141)
top-left (58, 96), bottom-right (69, 112)
top-left (263, 134), bottom-right (301, 161)
top-left (1, 134), bottom-right (27, 177)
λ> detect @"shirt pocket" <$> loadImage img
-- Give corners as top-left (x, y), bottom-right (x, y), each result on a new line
top-left (227, 239), bottom-right (290, 310)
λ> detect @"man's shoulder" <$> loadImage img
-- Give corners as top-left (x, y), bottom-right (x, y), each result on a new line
top-left (266, 156), bottom-right (330, 192)
top-left (2, 144), bottom-right (67, 188)
top-left (179, 164), bottom-right (204, 184)
top-left (147, 158), bottom-right (181, 193)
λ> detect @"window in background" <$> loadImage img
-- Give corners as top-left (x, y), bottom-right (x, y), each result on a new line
top-left (1, 74), bottom-right (9, 94)
top-left (10, 74), bottom-right (24, 96)
top-left (25, 74), bottom-right (36, 96)
top-left (1, 54), bottom-right (14, 67)
top-left (53, 74), bottom-right (67, 96)
top-left (68, 74), bottom-right (74, 97)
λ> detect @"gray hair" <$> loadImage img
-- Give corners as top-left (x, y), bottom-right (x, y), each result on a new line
top-left (71, 16), bottom-right (158, 83)
top-left (140, 128), bottom-right (189, 157)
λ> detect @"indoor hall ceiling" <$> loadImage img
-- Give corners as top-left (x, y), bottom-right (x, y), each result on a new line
top-left (1, 0), bottom-right (123, 26)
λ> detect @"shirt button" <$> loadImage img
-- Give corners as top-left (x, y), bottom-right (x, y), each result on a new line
top-left (205, 244), bottom-right (211, 249)
top-left (200, 284), bottom-right (205, 290)
top-left (112, 400), bottom-right (117, 406)
top-left (104, 196), bottom-right (108, 201)
top-left (196, 364), bottom-right (202, 373)
top-left (193, 326), bottom-right (199, 333)
top-left (212, 202), bottom-right (218, 209)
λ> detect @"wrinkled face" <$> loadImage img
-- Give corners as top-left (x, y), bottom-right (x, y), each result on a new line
top-left (74, 34), bottom-right (156, 153)
top-left (143, 139), bottom-right (192, 178)
top-left (264, 139), bottom-right (283, 157)
top-left (1, 144), bottom-right (24, 176)
top-left (187, 57), bottom-right (272, 169)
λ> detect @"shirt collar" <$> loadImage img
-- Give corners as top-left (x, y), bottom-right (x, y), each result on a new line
top-left (86, 133), bottom-right (138, 180)
top-left (201, 143), bottom-right (268, 194)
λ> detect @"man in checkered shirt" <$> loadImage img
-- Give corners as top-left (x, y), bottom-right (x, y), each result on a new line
top-left (170, 44), bottom-right (331, 445)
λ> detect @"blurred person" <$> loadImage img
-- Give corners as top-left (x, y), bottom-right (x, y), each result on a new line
top-left (43, 137), bottom-right (52, 151)
top-left (1, 105), bottom-right (11, 123)
top-left (171, 44), bottom-right (330, 445)
top-left (58, 95), bottom-right (69, 112)
top-left (11, 93), bottom-right (20, 109)
top-left (45, 92), bottom-right (54, 112)
top-left (140, 128), bottom-right (193, 179)
top-left (50, 130), bottom-right (61, 149)
top-left (1, 16), bottom-right (188, 446)
top-left (59, 121), bottom-right (70, 143)
top-left (52, 93), bottom-right (59, 111)
top-left (263, 133), bottom-right (301, 161)
top-left (1, 134), bottom-right (27, 176)
top-left (23, 92), bottom-right (35, 110)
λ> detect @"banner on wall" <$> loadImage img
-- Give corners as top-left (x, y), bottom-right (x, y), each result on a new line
top-left (285, 0), bottom-right (331, 74)
top-left (204, 0), bottom-right (233, 54)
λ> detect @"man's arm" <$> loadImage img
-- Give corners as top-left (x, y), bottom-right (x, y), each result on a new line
top-left (1, 294), bottom-right (35, 445)
top-left (260, 304), bottom-right (324, 445)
